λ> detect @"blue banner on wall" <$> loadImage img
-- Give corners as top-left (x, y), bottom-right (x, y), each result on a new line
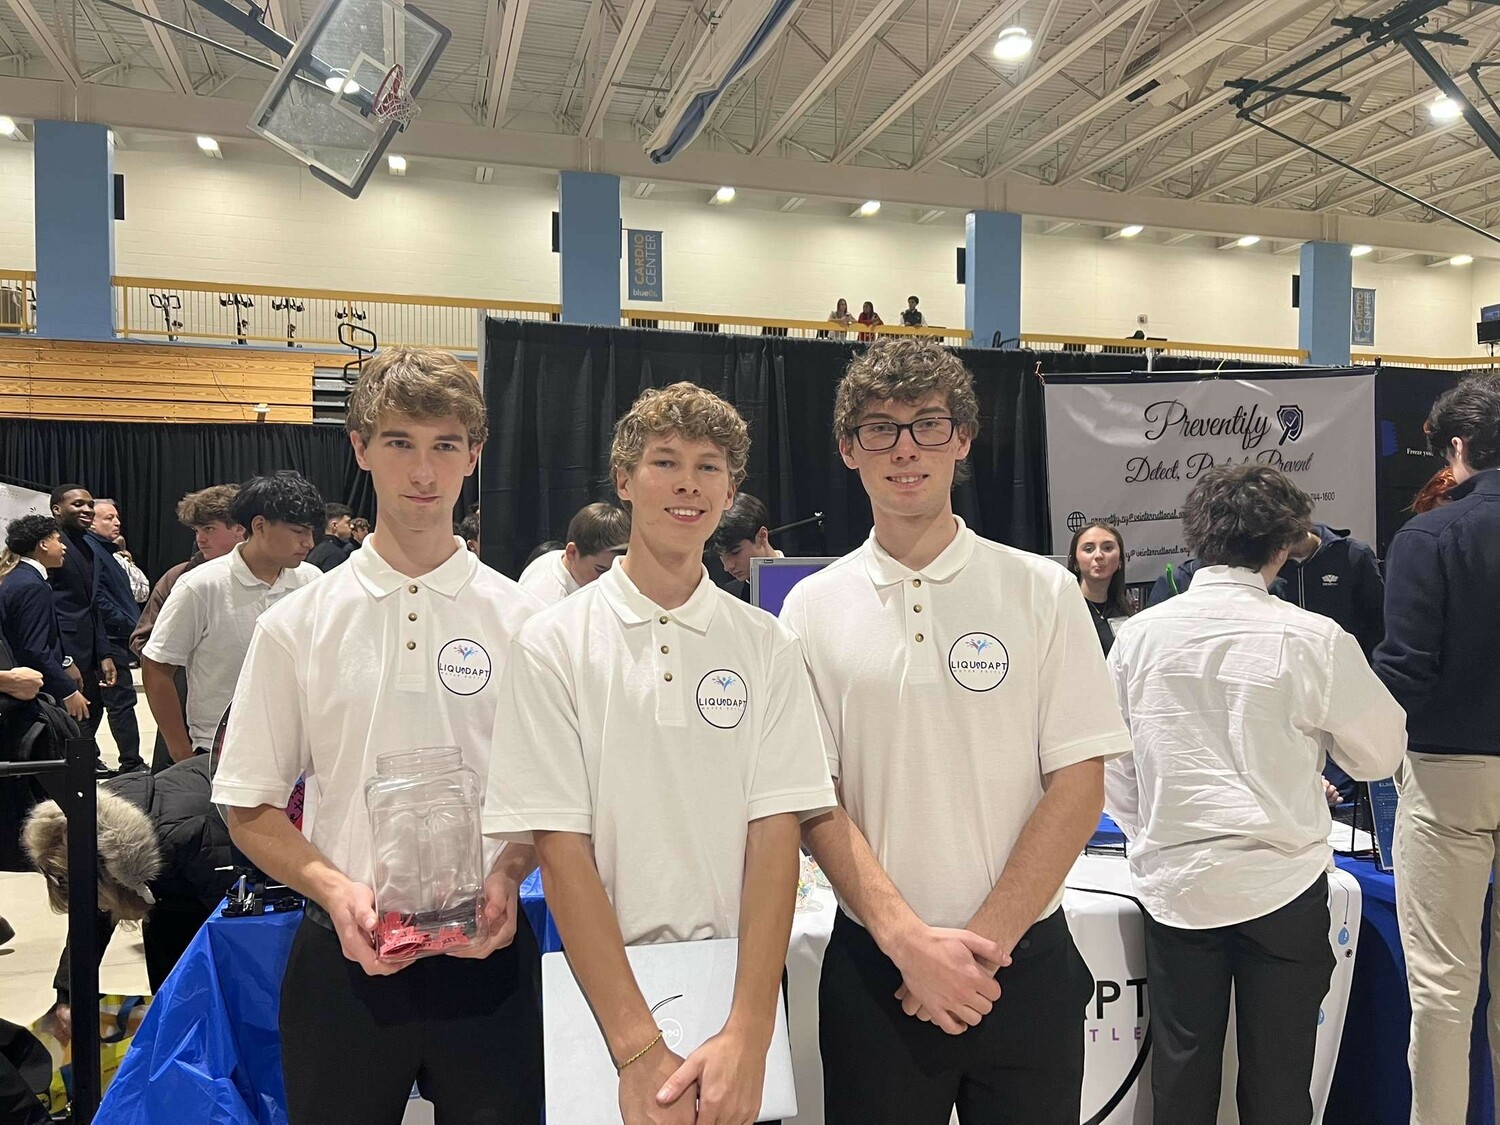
top-left (1351, 287), bottom-right (1375, 346)
top-left (627, 229), bottom-right (663, 302)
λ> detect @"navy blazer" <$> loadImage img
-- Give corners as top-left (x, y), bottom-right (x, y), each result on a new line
top-left (1375, 467), bottom-right (1500, 756)
top-left (0, 564), bottom-right (76, 701)
top-left (46, 529), bottom-right (114, 666)
top-left (87, 531), bottom-right (142, 641)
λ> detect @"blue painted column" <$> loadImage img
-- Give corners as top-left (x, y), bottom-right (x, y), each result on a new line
top-left (34, 121), bottom-right (115, 340)
top-left (965, 210), bottom-right (1022, 349)
top-left (1298, 241), bottom-right (1352, 366)
top-left (559, 171), bottom-right (621, 326)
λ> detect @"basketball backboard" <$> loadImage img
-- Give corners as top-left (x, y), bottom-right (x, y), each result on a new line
top-left (250, 0), bottom-right (450, 198)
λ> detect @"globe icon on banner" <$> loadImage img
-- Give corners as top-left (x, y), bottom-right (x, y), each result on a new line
top-left (1067, 511), bottom-right (1088, 533)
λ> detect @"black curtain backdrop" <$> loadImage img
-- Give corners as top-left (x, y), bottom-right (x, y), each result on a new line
top-left (479, 320), bottom-right (1286, 578)
top-left (0, 420), bottom-right (382, 584)
top-left (1374, 364), bottom-right (1464, 555)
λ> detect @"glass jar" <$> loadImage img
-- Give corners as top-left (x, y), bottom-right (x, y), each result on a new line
top-left (364, 746), bottom-right (484, 961)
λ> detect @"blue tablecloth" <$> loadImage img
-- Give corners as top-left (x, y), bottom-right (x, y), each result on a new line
top-left (97, 879), bottom-right (561, 1124)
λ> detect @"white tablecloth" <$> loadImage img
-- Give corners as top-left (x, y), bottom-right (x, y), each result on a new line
top-left (782, 857), bottom-right (1362, 1125)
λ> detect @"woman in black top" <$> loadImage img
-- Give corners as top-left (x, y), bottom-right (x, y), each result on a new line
top-left (1068, 521), bottom-right (1131, 656)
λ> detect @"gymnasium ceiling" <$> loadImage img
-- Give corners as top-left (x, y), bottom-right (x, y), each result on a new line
top-left (2, 0), bottom-right (1499, 249)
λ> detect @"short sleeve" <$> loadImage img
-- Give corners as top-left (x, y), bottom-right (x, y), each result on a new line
top-left (140, 581), bottom-right (206, 668)
top-left (1037, 574), bottom-right (1133, 774)
top-left (747, 633), bottom-right (838, 822)
top-left (212, 623), bottom-right (309, 809)
top-left (482, 637), bottom-right (593, 841)
top-left (778, 588), bottom-right (841, 780)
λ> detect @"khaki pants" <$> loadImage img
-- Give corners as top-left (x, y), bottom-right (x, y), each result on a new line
top-left (1395, 752), bottom-right (1500, 1125)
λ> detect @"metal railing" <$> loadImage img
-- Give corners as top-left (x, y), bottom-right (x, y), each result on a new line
top-left (114, 276), bottom-right (559, 352)
top-left (0, 268), bottom-right (36, 333)
top-left (1351, 351), bottom-right (1500, 371)
top-left (622, 308), bottom-right (973, 346)
top-left (1018, 332), bottom-right (1309, 366)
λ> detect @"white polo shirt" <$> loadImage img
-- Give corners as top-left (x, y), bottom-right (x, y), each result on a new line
top-left (780, 518), bottom-right (1133, 930)
top-left (516, 549), bottom-right (578, 606)
top-left (484, 561), bottom-right (837, 945)
top-left (142, 544), bottom-right (321, 749)
top-left (211, 537), bottom-right (543, 886)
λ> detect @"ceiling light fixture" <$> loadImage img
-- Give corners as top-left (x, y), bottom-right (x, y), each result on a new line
top-left (711, 186), bottom-right (736, 204)
top-left (1450, 253), bottom-right (1473, 266)
top-left (387, 154), bottom-right (407, 175)
top-left (993, 26), bottom-right (1033, 61)
top-left (0, 117), bottom-right (21, 139)
top-left (1430, 94), bottom-right (1464, 122)
top-left (1119, 224), bottom-right (1144, 237)
top-left (1350, 244), bottom-right (1373, 257)
top-left (195, 135), bottom-right (221, 158)
top-left (855, 200), bottom-right (881, 217)
top-left (1236, 234), bottom-right (1261, 247)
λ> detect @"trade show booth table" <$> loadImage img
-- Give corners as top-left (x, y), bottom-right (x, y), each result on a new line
top-left (98, 847), bottom-right (1466, 1125)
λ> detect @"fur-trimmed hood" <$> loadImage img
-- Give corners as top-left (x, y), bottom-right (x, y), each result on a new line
top-left (23, 789), bottom-right (163, 918)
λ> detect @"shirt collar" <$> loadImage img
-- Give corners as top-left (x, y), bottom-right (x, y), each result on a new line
top-left (1186, 564), bottom-right (1270, 592)
top-left (553, 551), bottom-right (580, 596)
top-left (597, 559), bottom-right (719, 634)
top-left (22, 558), bottom-right (46, 580)
top-left (350, 535), bottom-right (477, 600)
top-left (862, 516), bottom-right (975, 587)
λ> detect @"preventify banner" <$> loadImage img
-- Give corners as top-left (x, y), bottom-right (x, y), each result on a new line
top-left (1045, 373), bottom-right (1376, 584)
top-left (0, 480), bottom-right (47, 531)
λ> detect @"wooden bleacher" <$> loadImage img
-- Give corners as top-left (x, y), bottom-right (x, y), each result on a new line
top-left (0, 338), bottom-right (318, 423)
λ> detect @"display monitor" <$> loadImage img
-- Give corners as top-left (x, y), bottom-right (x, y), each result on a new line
top-left (750, 556), bottom-right (839, 617)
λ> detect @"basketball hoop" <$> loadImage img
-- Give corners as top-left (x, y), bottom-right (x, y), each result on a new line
top-left (372, 63), bottom-right (420, 129)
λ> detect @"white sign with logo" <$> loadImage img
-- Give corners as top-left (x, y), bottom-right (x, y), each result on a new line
top-left (1045, 374), bottom-right (1377, 583)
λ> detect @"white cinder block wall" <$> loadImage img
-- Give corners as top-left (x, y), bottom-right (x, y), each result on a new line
top-left (0, 144), bottom-right (1482, 356)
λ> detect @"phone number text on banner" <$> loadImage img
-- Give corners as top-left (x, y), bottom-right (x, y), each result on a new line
top-left (1045, 374), bottom-right (1376, 584)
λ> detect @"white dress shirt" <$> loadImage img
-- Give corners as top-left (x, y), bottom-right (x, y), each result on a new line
top-left (1105, 565), bottom-right (1407, 928)
top-left (516, 549), bottom-right (578, 607)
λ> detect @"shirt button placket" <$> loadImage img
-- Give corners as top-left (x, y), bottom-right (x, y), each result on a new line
top-left (905, 576), bottom-right (938, 684)
top-left (654, 614), bottom-right (684, 725)
top-left (398, 583), bottom-right (423, 689)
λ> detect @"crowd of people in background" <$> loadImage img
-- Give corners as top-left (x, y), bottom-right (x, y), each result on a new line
top-left (0, 340), bottom-right (1496, 1125)
top-left (826, 295), bottom-right (928, 340)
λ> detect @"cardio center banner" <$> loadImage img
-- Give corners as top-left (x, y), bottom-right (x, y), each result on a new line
top-left (1045, 374), bottom-right (1377, 584)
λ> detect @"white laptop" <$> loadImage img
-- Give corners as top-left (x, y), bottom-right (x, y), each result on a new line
top-left (542, 938), bottom-right (797, 1124)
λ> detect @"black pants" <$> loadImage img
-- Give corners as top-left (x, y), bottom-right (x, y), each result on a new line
top-left (820, 909), bottom-right (1093, 1125)
top-left (279, 912), bottom-right (543, 1125)
top-left (100, 655), bottom-right (142, 770)
top-left (76, 662), bottom-right (104, 743)
top-left (1143, 877), bottom-right (1335, 1125)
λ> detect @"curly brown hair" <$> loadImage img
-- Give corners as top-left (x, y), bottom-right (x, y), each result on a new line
top-left (610, 382), bottom-right (750, 487)
top-left (1181, 464), bottom-right (1314, 570)
top-left (346, 347), bottom-right (487, 446)
top-left (175, 484), bottom-right (240, 528)
top-left (834, 338), bottom-right (979, 445)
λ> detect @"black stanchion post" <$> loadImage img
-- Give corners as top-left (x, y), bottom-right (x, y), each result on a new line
top-left (64, 735), bottom-right (101, 1125)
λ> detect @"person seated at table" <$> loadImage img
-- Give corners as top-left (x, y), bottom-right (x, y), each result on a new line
top-left (781, 338), bottom-right (1131, 1125)
top-left (485, 382), bottom-right (836, 1125)
top-left (1105, 464), bottom-right (1406, 1125)
top-left (23, 753), bottom-right (234, 1040)
top-left (516, 501), bottom-right (630, 606)
top-left (712, 492), bottom-right (784, 601)
top-left (212, 347), bottom-right (546, 1125)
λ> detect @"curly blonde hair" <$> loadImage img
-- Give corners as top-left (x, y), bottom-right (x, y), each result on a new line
top-left (833, 338), bottom-right (979, 446)
top-left (346, 347), bottom-right (487, 446)
top-left (610, 382), bottom-right (750, 487)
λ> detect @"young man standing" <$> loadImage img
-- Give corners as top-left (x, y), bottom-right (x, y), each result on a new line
top-left (516, 500), bottom-right (631, 605)
top-left (1375, 373), bottom-right (1500, 1122)
top-left (213, 348), bottom-right (545, 1124)
top-left (130, 485), bottom-right (245, 661)
top-left (83, 498), bottom-right (145, 773)
top-left (781, 339), bottom-right (1131, 1124)
top-left (486, 382), bottom-right (836, 1125)
top-left (0, 515), bottom-right (91, 725)
top-left (142, 472), bottom-right (323, 763)
top-left (1107, 465), bottom-right (1404, 1125)
top-left (900, 296), bottom-right (925, 328)
top-left (306, 503), bottom-right (358, 572)
top-left (46, 486), bottom-right (119, 750)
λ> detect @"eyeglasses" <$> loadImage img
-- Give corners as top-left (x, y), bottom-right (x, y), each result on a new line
top-left (852, 416), bottom-right (957, 452)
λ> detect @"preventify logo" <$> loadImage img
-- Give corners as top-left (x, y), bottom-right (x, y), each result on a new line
top-left (696, 669), bottom-right (748, 729)
top-left (948, 633), bottom-right (1009, 692)
top-left (437, 638), bottom-right (491, 696)
top-left (1278, 404), bottom-right (1305, 445)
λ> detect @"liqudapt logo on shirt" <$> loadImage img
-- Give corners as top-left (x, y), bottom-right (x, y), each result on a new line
top-left (948, 633), bottom-right (1010, 692)
top-left (437, 638), bottom-right (492, 696)
top-left (696, 669), bottom-right (748, 729)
